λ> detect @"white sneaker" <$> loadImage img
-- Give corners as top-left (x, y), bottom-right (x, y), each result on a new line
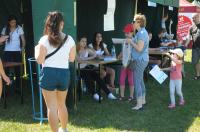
top-left (93, 93), bottom-right (103, 101)
top-left (108, 93), bottom-right (117, 100)
top-left (58, 127), bottom-right (68, 132)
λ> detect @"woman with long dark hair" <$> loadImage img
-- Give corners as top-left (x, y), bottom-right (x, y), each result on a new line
top-left (88, 32), bottom-right (116, 90)
top-left (1, 15), bottom-right (26, 61)
top-left (77, 36), bottom-right (116, 101)
top-left (1, 15), bottom-right (26, 91)
top-left (35, 11), bottom-right (76, 132)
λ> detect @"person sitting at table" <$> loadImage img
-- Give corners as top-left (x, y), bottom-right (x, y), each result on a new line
top-left (77, 36), bottom-right (117, 101)
top-left (150, 29), bottom-right (172, 48)
top-left (88, 32), bottom-right (116, 90)
top-left (0, 36), bottom-right (11, 99)
top-left (1, 15), bottom-right (26, 91)
top-left (149, 30), bottom-right (172, 67)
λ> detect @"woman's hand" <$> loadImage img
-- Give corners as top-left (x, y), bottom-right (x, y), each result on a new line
top-left (0, 36), bottom-right (9, 44)
top-left (117, 52), bottom-right (122, 60)
top-left (2, 74), bottom-right (11, 85)
top-left (126, 38), bottom-right (132, 44)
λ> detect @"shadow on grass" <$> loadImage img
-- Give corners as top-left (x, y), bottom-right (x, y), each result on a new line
top-left (0, 62), bottom-right (200, 131)
top-left (69, 62), bottom-right (200, 131)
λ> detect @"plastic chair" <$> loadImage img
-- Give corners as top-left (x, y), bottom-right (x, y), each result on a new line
top-left (28, 58), bottom-right (47, 124)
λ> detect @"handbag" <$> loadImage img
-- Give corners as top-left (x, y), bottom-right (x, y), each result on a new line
top-left (45, 35), bottom-right (68, 60)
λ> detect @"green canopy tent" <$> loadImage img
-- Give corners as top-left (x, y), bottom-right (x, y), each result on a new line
top-left (0, 0), bottom-right (179, 110)
top-left (138, 0), bottom-right (179, 36)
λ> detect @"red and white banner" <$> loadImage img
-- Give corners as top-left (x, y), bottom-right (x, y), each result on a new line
top-left (177, 13), bottom-right (193, 48)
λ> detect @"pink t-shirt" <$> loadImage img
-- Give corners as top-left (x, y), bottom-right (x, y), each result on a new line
top-left (170, 61), bottom-right (182, 80)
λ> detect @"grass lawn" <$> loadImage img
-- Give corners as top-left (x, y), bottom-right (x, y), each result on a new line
top-left (0, 50), bottom-right (200, 132)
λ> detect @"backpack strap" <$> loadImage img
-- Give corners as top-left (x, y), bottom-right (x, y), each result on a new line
top-left (45, 35), bottom-right (68, 60)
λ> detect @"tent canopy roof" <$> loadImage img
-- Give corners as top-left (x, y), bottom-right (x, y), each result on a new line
top-left (179, 0), bottom-right (200, 13)
top-left (148, 0), bottom-right (179, 7)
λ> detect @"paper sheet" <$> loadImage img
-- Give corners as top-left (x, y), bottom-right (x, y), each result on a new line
top-left (104, 0), bottom-right (116, 31)
top-left (104, 13), bottom-right (115, 31)
top-left (149, 65), bottom-right (168, 84)
top-left (112, 38), bottom-right (125, 44)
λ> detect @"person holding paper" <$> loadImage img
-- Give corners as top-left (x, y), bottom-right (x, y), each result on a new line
top-left (0, 36), bottom-right (11, 99)
top-left (128, 14), bottom-right (149, 110)
top-left (88, 32), bottom-right (116, 90)
top-left (118, 24), bottom-right (134, 101)
top-left (161, 48), bottom-right (185, 109)
top-left (77, 36), bottom-right (117, 101)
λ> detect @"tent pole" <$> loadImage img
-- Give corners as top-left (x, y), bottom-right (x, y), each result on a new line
top-left (134, 0), bottom-right (138, 15)
top-left (162, 6), bottom-right (164, 18)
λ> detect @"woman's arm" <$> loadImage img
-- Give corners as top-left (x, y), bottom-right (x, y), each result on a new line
top-left (35, 44), bottom-right (47, 64)
top-left (20, 35), bottom-right (26, 50)
top-left (104, 47), bottom-right (110, 56)
top-left (0, 60), bottom-right (6, 77)
top-left (118, 52), bottom-right (122, 59)
top-left (87, 48), bottom-right (96, 60)
top-left (129, 39), bottom-right (144, 52)
top-left (160, 42), bottom-right (171, 47)
top-left (69, 46), bottom-right (76, 62)
top-left (161, 67), bottom-right (171, 71)
top-left (77, 49), bottom-right (96, 61)
top-left (0, 60), bottom-right (11, 85)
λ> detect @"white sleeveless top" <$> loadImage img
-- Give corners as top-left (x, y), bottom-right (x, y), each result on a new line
top-left (122, 41), bottom-right (132, 67)
top-left (88, 43), bottom-right (107, 56)
top-left (38, 33), bottom-right (75, 69)
top-left (79, 49), bottom-right (89, 69)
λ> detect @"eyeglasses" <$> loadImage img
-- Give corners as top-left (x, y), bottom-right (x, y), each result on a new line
top-left (135, 21), bottom-right (140, 24)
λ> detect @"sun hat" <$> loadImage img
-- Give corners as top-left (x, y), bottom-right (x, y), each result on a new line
top-left (169, 48), bottom-right (184, 58)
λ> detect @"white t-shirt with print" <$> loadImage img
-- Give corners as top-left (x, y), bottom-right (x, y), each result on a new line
top-left (88, 43), bottom-right (107, 56)
top-left (1, 26), bottom-right (24, 51)
top-left (38, 34), bottom-right (75, 69)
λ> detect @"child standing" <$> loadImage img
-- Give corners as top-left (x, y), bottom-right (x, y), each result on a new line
top-left (162, 48), bottom-right (185, 109)
top-left (118, 24), bottom-right (134, 101)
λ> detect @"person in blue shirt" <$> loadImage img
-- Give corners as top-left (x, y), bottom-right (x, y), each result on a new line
top-left (127, 14), bottom-right (149, 110)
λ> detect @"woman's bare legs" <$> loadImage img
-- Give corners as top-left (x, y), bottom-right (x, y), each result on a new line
top-left (57, 90), bottom-right (68, 129)
top-left (106, 67), bottom-right (115, 88)
top-left (0, 78), bottom-right (2, 98)
top-left (42, 89), bottom-right (59, 132)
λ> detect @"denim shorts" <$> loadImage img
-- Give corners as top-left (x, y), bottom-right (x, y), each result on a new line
top-left (39, 67), bottom-right (70, 91)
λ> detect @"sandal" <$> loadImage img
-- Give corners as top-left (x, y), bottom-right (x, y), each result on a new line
top-left (128, 97), bottom-right (134, 101)
top-left (193, 76), bottom-right (200, 80)
top-left (118, 96), bottom-right (125, 101)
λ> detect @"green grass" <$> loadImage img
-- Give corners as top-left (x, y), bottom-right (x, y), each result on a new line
top-left (1, 50), bottom-right (200, 132)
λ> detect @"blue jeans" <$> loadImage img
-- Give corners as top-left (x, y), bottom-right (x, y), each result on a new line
top-left (133, 60), bottom-right (148, 98)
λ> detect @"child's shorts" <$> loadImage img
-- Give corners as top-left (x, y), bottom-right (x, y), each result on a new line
top-left (39, 67), bottom-right (70, 91)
